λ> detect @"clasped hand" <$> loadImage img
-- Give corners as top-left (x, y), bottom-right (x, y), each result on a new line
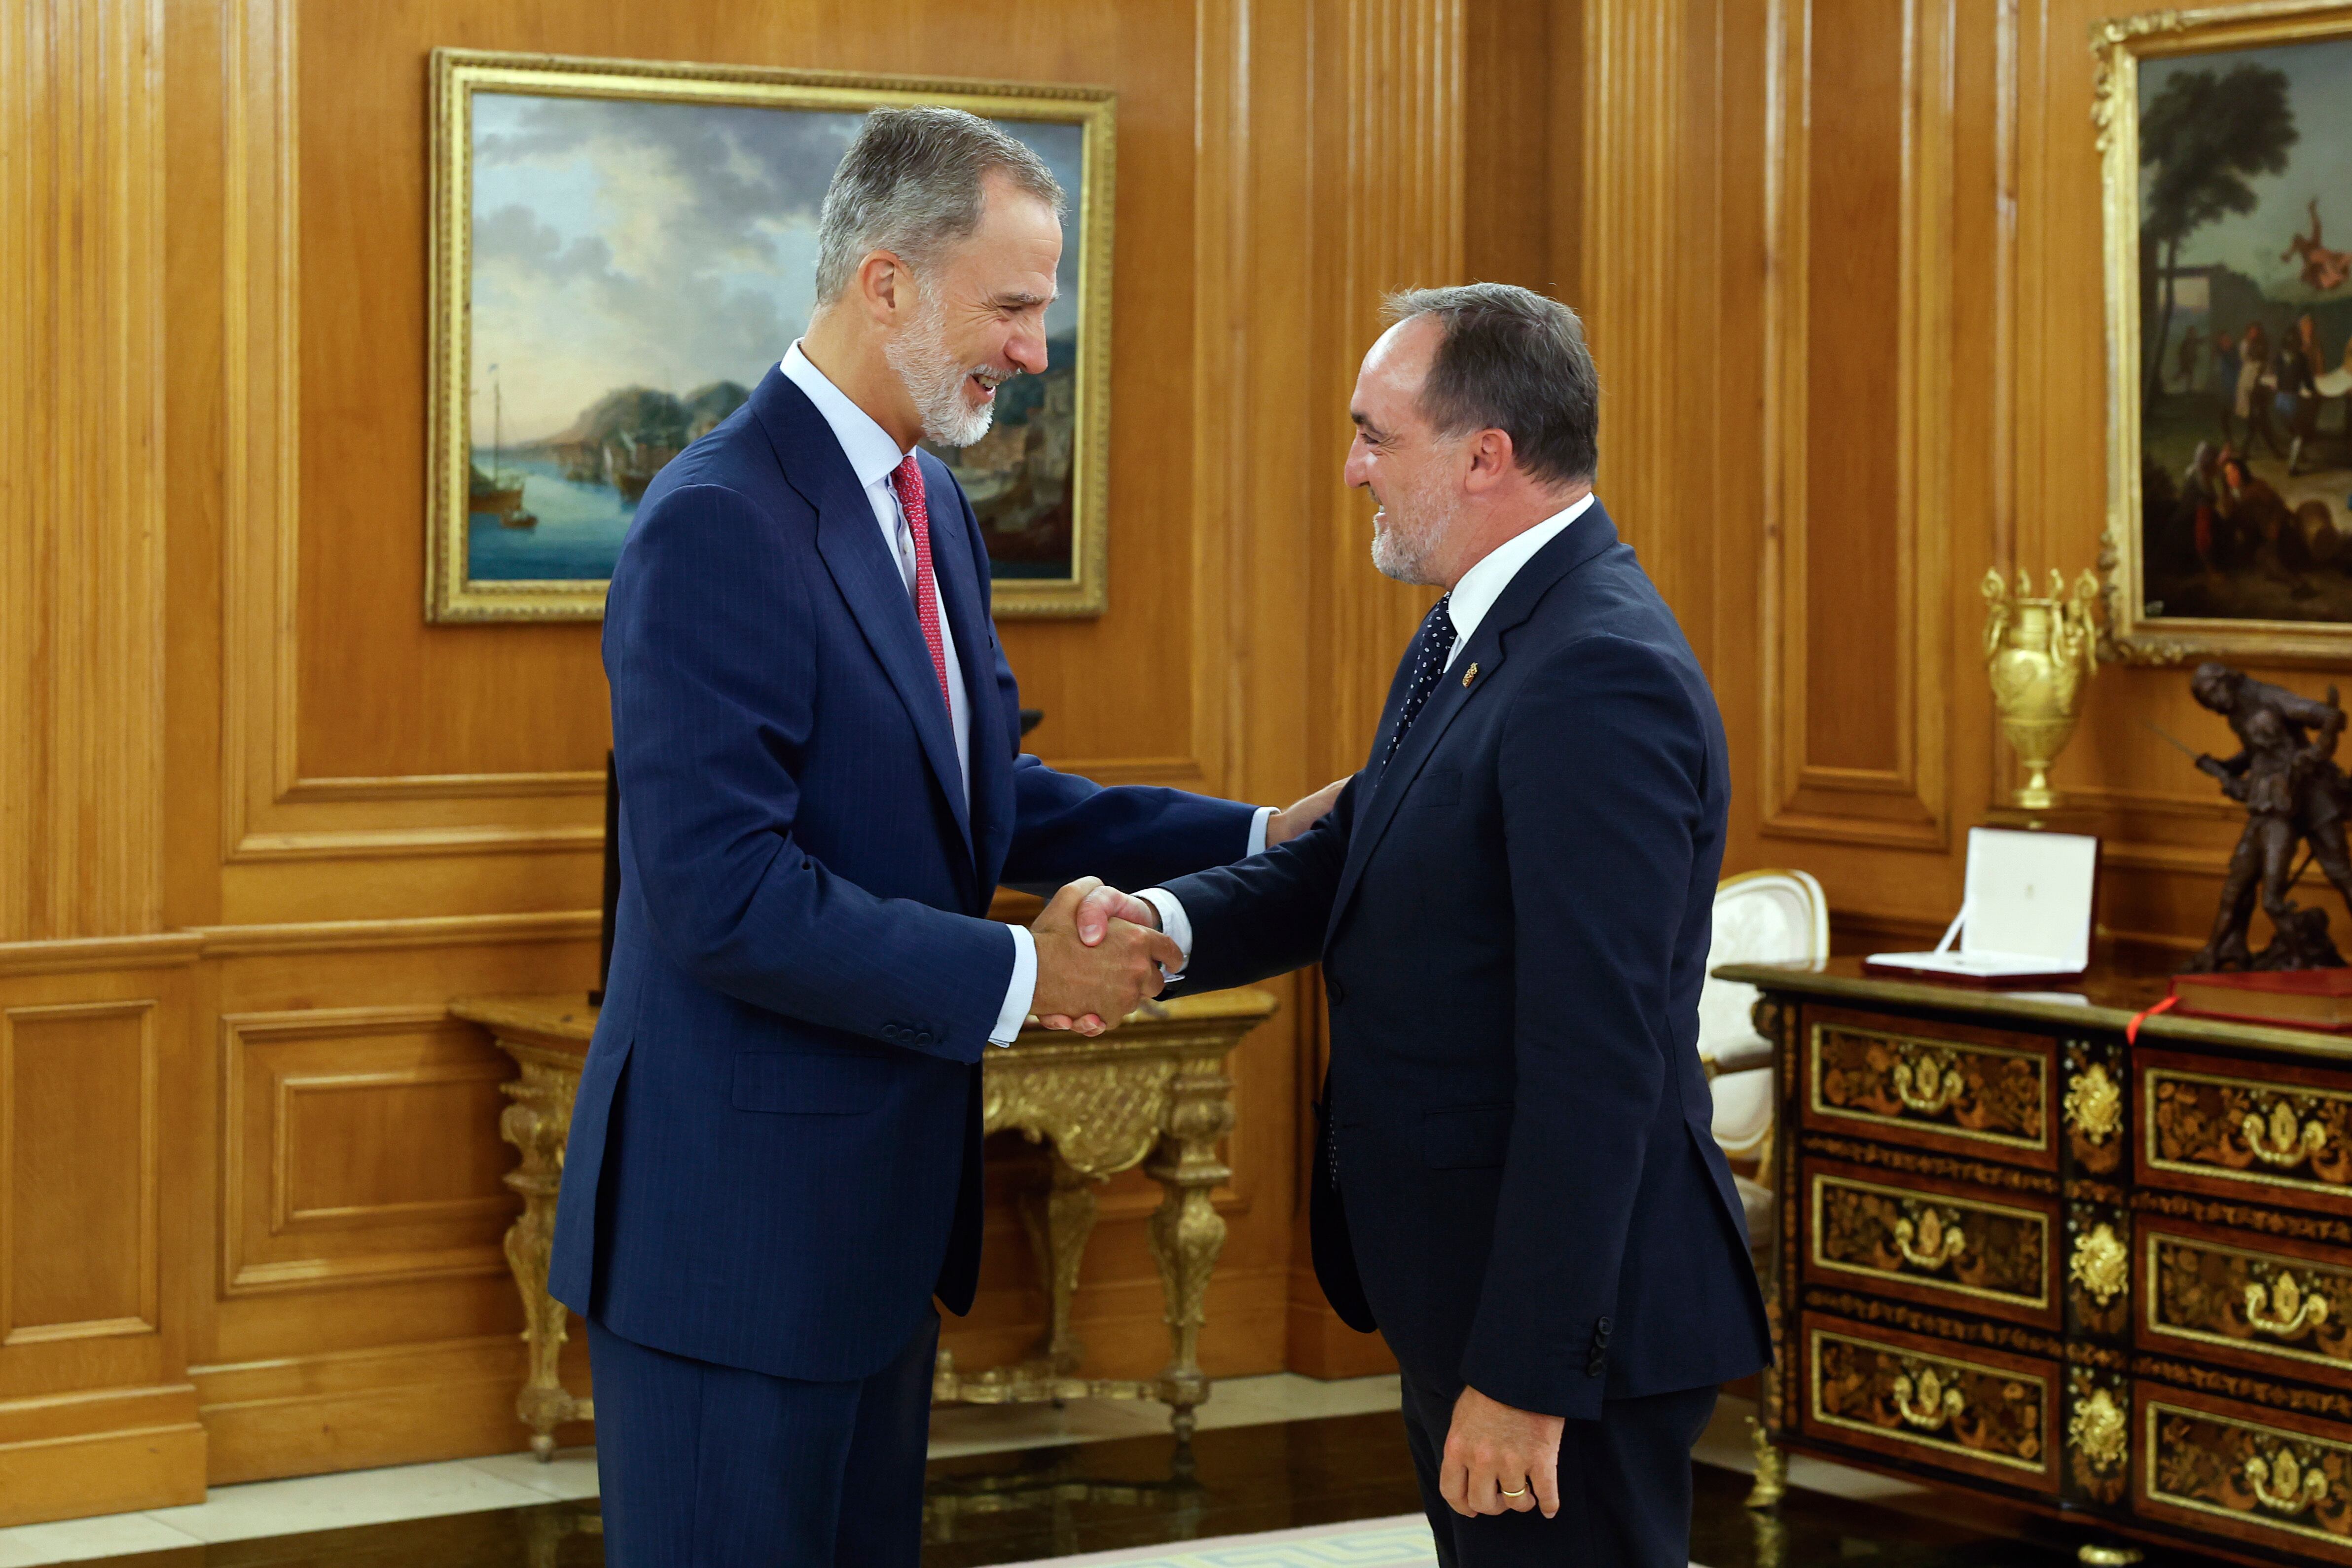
top-left (1027, 878), bottom-right (1180, 1037)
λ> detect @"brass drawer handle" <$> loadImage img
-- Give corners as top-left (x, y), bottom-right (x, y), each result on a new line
top-left (1892, 1209), bottom-right (1967, 1271)
top-left (2244, 1445), bottom-right (2329, 1516)
top-left (2245, 1272), bottom-right (2332, 1338)
top-left (2243, 1100), bottom-right (2330, 1168)
top-left (1891, 1367), bottom-right (1964, 1431)
top-left (1892, 1048), bottom-right (1964, 1116)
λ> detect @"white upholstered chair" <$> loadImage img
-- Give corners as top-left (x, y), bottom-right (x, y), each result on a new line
top-left (1701, 869), bottom-right (1829, 1247)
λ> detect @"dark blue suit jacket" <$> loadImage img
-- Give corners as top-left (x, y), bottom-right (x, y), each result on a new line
top-left (549, 365), bottom-right (1257, 1383)
top-left (1159, 505), bottom-right (1771, 1420)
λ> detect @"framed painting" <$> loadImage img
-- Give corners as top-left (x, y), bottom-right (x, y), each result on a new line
top-left (2099, 2), bottom-right (2352, 662)
top-left (426, 50), bottom-right (1115, 622)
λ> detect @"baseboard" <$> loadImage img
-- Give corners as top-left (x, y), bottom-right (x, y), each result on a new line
top-left (193, 1333), bottom-right (589, 1485)
top-left (0, 1419), bottom-right (206, 1526)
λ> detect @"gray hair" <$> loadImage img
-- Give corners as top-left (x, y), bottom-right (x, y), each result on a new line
top-left (1380, 283), bottom-right (1599, 486)
top-left (814, 107), bottom-right (1065, 303)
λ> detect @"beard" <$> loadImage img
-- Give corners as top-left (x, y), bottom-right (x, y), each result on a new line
top-left (1369, 474), bottom-right (1455, 585)
top-left (884, 289), bottom-right (1000, 448)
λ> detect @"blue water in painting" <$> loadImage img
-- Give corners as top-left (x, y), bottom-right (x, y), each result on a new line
top-left (466, 453), bottom-right (635, 582)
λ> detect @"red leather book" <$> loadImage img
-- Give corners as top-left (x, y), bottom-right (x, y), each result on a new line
top-left (2170, 968), bottom-right (2352, 1031)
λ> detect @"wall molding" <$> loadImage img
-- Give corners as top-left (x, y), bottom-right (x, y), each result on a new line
top-left (0, 0), bottom-right (170, 940)
top-left (219, 1006), bottom-right (513, 1297)
top-left (1760, 0), bottom-right (1953, 851)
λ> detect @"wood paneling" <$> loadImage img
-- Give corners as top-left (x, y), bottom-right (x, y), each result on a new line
top-left (0, 953), bottom-right (201, 1522)
top-left (4, 1004), bottom-right (157, 1343)
top-left (0, 0), bottom-right (168, 942)
top-left (221, 1008), bottom-right (512, 1296)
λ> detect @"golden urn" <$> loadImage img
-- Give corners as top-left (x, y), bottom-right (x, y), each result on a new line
top-left (1982, 568), bottom-right (2100, 812)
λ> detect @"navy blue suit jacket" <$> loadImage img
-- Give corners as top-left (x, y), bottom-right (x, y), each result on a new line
top-left (549, 365), bottom-right (1257, 1382)
top-left (1158, 506), bottom-right (1772, 1420)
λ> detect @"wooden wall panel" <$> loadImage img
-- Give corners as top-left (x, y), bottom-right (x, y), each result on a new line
top-left (0, 946), bottom-right (202, 1522)
top-left (0, 0), bottom-right (168, 942)
top-left (221, 1009), bottom-right (511, 1296)
top-left (5, 1004), bottom-right (156, 1342)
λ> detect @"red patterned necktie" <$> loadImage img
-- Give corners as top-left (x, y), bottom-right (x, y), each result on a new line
top-left (888, 453), bottom-right (954, 717)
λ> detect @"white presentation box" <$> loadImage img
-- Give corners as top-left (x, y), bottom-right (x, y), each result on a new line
top-left (1863, 827), bottom-right (2099, 986)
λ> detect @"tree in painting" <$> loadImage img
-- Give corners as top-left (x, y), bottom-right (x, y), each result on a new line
top-left (2140, 63), bottom-right (2296, 401)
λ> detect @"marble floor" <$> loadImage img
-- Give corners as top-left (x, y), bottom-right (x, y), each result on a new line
top-left (0, 1383), bottom-right (2236, 1568)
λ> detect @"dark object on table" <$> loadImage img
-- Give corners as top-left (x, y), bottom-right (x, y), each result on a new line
top-left (1018, 707), bottom-right (1043, 737)
top-left (2178, 661), bottom-right (2352, 972)
top-left (591, 749), bottom-right (617, 1006)
top-left (2171, 966), bottom-right (2352, 1030)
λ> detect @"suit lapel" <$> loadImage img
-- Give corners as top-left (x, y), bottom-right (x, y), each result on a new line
top-left (1324, 506), bottom-right (1624, 943)
top-left (755, 371), bottom-right (975, 863)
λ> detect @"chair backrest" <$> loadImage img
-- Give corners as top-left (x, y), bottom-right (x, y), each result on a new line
top-left (1699, 869), bottom-right (1829, 1063)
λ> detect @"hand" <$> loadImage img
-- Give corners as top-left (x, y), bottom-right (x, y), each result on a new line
top-left (1037, 883), bottom-right (1163, 1033)
top-left (1028, 878), bottom-right (1184, 1037)
top-left (1440, 1385), bottom-right (1563, 1519)
top-left (1266, 776), bottom-right (1350, 848)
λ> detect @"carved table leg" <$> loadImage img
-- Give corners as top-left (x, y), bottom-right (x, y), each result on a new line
top-left (1746, 1418), bottom-right (1787, 1509)
top-left (1017, 1152), bottom-right (1101, 1377)
top-left (499, 1054), bottom-right (588, 1459)
top-left (1142, 1055), bottom-right (1235, 1441)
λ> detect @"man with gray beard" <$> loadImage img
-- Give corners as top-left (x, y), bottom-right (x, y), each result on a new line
top-left (550, 107), bottom-right (1342, 1566)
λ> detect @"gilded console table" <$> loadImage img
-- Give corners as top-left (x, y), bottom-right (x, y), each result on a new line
top-left (1718, 955), bottom-right (2352, 1568)
top-left (452, 988), bottom-right (1275, 1458)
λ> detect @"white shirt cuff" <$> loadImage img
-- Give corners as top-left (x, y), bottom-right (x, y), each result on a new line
top-left (991, 924), bottom-right (1037, 1046)
top-left (1247, 805), bottom-right (1275, 857)
top-left (1137, 888), bottom-right (1195, 981)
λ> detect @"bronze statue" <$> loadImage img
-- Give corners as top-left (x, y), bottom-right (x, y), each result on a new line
top-left (2181, 662), bottom-right (2352, 972)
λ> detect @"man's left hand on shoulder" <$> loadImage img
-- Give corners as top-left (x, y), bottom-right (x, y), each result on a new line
top-left (1442, 1385), bottom-right (1564, 1519)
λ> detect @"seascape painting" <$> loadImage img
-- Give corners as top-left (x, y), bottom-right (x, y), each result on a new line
top-left (427, 53), bottom-right (1114, 621)
top-left (2103, 10), bottom-right (2352, 661)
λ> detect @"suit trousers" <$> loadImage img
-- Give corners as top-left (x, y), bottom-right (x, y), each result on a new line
top-left (586, 1309), bottom-right (939, 1568)
top-left (1399, 1368), bottom-right (1717, 1568)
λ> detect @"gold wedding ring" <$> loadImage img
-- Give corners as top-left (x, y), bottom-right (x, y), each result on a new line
top-left (1500, 1485), bottom-right (1527, 1497)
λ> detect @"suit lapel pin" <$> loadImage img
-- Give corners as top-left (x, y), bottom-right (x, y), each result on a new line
top-left (1461, 662), bottom-right (1479, 688)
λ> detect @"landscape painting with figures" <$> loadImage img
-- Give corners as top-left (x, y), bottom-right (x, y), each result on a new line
top-left (2122, 25), bottom-right (2352, 653)
top-left (427, 53), bottom-right (1111, 621)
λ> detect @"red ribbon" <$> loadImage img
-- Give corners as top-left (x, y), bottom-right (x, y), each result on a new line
top-left (2126, 993), bottom-right (2179, 1045)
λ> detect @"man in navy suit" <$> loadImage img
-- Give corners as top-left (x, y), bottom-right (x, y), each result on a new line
top-left (549, 109), bottom-right (1340, 1567)
top-left (1063, 286), bottom-right (1773, 1567)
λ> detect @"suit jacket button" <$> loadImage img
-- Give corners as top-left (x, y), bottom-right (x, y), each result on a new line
top-left (885, 1025), bottom-right (904, 1042)
top-left (1596, 1316), bottom-right (1613, 1340)
top-left (1327, 980), bottom-right (1347, 1007)
top-left (916, 1031), bottom-right (934, 1047)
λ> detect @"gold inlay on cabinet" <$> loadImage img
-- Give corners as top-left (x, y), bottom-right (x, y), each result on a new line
top-left (2145, 1066), bottom-right (2352, 1200)
top-left (1809, 1022), bottom-right (2048, 1153)
top-left (2147, 1232), bottom-right (2352, 1373)
top-left (1808, 1328), bottom-right (2048, 1475)
top-left (2146, 1401), bottom-right (2352, 1553)
top-left (1808, 1171), bottom-right (2050, 1311)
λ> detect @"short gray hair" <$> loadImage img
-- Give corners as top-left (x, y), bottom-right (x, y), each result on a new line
top-left (814, 107), bottom-right (1065, 303)
top-left (1380, 283), bottom-right (1599, 486)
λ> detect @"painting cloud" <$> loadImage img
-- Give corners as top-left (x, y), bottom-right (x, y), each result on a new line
top-left (467, 92), bottom-right (1086, 444)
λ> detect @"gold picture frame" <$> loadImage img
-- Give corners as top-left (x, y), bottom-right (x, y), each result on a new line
top-left (2097, 2), bottom-right (2352, 663)
top-left (427, 49), bottom-right (1116, 623)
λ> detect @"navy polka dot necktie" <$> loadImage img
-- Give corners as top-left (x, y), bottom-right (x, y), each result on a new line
top-left (1378, 594), bottom-right (1457, 776)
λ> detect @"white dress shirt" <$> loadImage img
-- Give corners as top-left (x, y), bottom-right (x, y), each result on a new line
top-left (1140, 493), bottom-right (1595, 967)
top-left (783, 343), bottom-right (1273, 1041)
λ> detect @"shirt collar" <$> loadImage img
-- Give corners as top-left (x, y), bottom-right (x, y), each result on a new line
top-left (781, 340), bottom-right (910, 489)
top-left (1446, 492), bottom-right (1596, 647)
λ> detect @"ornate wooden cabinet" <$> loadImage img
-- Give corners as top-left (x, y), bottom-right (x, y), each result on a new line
top-left (1717, 958), bottom-right (2352, 1568)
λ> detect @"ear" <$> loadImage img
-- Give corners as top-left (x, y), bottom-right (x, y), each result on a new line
top-left (1462, 428), bottom-right (1517, 494)
top-left (854, 251), bottom-right (912, 327)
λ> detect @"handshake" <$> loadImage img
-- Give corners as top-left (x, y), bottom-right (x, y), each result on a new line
top-left (1026, 876), bottom-right (1170, 1036)
top-left (1024, 775), bottom-right (1347, 1037)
